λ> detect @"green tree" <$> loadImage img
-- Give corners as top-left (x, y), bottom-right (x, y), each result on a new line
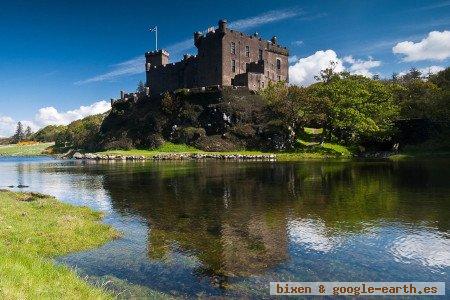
top-left (12, 122), bottom-right (25, 143)
top-left (25, 126), bottom-right (32, 139)
top-left (55, 114), bottom-right (105, 151)
top-left (309, 75), bottom-right (399, 144)
top-left (136, 80), bottom-right (146, 93)
top-left (33, 125), bottom-right (67, 142)
top-left (393, 79), bottom-right (441, 120)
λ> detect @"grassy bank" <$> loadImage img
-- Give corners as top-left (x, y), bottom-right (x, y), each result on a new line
top-left (95, 142), bottom-right (352, 160)
top-left (0, 142), bottom-right (54, 156)
top-left (0, 189), bottom-right (119, 299)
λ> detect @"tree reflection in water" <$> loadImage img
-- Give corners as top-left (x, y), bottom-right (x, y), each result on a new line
top-left (97, 160), bottom-right (450, 284)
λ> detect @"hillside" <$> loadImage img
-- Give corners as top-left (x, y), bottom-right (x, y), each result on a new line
top-left (99, 87), bottom-right (291, 152)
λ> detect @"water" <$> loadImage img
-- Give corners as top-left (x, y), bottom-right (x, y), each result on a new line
top-left (0, 157), bottom-right (449, 297)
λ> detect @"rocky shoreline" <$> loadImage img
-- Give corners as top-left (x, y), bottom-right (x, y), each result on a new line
top-left (71, 152), bottom-right (277, 161)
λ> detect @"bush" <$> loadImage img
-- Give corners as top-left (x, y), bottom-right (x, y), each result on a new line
top-left (101, 134), bottom-right (135, 150)
top-left (33, 125), bottom-right (67, 142)
top-left (141, 134), bottom-right (165, 149)
top-left (171, 126), bottom-right (206, 144)
top-left (194, 135), bottom-right (240, 152)
top-left (55, 114), bottom-right (105, 151)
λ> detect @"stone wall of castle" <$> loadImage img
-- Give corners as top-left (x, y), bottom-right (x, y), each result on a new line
top-left (145, 20), bottom-right (289, 96)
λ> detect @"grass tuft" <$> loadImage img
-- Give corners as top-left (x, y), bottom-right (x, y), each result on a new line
top-left (0, 190), bottom-right (119, 299)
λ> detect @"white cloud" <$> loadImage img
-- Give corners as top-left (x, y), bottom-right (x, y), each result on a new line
top-left (417, 0), bottom-right (450, 11)
top-left (289, 51), bottom-right (382, 86)
top-left (288, 55), bottom-right (299, 64)
top-left (288, 50), bottom-right (345, 86)
top-left (35, 100), bottom-right (111, 127)
top-left (77, 8), bottom-right (302, 84)
top-left (419, 65), bottom-right (445, 75)
top-left (393, 31), bottom-right (450, 61)
top-left (398, 65), bottom-right (445, 78)
top-left (0, 117), bottom-right (40, 138)
top-left (0, 116), bottom-right (16, 137)
top-left (343, 56), bottom-right (381, 77)
top-left (228, 8), bottom-right (301, 30)
top-left (0, 101), bottom-right (111, 138)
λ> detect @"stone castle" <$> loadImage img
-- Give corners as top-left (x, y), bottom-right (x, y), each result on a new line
top-left (144, 19), bottom-right (289, 95)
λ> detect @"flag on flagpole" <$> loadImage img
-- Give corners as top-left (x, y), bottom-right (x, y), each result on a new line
top-left (149, 26), bottom-right (158, 50)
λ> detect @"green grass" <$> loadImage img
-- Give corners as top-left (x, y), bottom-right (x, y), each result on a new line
top-left (0, 189), bottom-right (120, 299)
top-left (0, 142), bottom-right (54, 156)
top-left (322, 142), bottom-right (352, 156)
top-left (96, 141), bottom-right (352, 161)
top-left (97, 142), bottom-right (269, 157)
top-left (303, 127), bottom-right (323, 135)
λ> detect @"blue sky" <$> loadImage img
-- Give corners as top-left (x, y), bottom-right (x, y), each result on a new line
top-left (0, 0), bottom-right (449, 136)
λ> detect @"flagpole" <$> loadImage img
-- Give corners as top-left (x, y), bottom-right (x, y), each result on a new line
top-left (155, 26), bottom-right (158, 51)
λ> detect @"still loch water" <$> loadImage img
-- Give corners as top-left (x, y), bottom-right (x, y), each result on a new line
top-left (0, 157), bottom-right (449, 297)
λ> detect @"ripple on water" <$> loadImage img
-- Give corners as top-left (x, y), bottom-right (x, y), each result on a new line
top-left (390, 229), bottom-right (450, 273)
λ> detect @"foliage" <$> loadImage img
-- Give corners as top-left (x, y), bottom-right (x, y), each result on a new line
top-left (309, 74), bottom-right (399, 144)
top-left (12, 122), bottom-right (25, 143)
top-left (136, 80), bottom-right (146, 93)
top-left (53, 67), bottom-right (449, 153)
top-left (33, 125), bottom-right (67, 142)
top-left (55, 114), bottom-right (105, 151)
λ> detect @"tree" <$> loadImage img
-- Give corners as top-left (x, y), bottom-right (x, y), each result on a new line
top-left (309, 75), bottom-right (399, 144)
top-left (393, 79), bottom-right (440, 120)
top-left (55, 114), bottom-right (105, 151)
top-left (25, 126), bottom-right (32, 139)
top-left (12, 122), bottom-right (25, 143)
top-left (137, 80), bottom-right (146, 93)
top-left (400, 68), bottom-right (422, 82)
top-left (314, 61), bottom-right (341, 83)
top-left (33, 125), bottom-right (67, 142)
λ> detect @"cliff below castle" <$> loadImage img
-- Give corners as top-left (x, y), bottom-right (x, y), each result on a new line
top-left (98, 87), bottom-right (294, 152)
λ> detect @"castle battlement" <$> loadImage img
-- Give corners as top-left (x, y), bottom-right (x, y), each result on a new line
top-left (145, 19), bottom-right (289, 96)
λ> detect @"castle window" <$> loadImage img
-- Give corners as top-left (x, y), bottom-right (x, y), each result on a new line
top-left (231, 42), bottom-right (236, 54)
top-left (232, 60), bottom-right (236, 72)
top-left (276, 58), bottom-right (281, 70)
top-left (245, 46), bottom-right (250, 57)
top-left (259, 49), bottom-right (263, 61)
top-left (278, 75), bottom-right (281, 81)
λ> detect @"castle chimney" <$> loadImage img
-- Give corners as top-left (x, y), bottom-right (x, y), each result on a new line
top-left (218, 19), bottom-right (227, 32)
top-left (120, 90), bottom-right (125, 100)
top-left (271, 36), bottom-right (277, 45)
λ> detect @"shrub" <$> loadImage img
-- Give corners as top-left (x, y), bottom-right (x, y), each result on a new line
top-left (141, 134), bottom-right (165, 149)
top-left (171, 127), bottom-right (206, 144)
top-left (33, 125), bottom-right (67, 142)
top-left (194, 135), bottom-right (240, 152)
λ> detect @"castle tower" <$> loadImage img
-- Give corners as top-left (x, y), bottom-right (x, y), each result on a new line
top-left (145, 50), bottom-right (169, 87)
top-left (145, 50), bottom-right (169, 70)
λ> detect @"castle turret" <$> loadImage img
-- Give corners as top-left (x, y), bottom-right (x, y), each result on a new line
top-left (145, 49), bottom-right (169, 87)
top-left (218, 19), bottom-right (227, 32)
top-left (271, 36), bottom-right (277, 45)
top-left (145, 49), bottom-right (169, 70)
top-left (194, 31), bottom-right (202, 47)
